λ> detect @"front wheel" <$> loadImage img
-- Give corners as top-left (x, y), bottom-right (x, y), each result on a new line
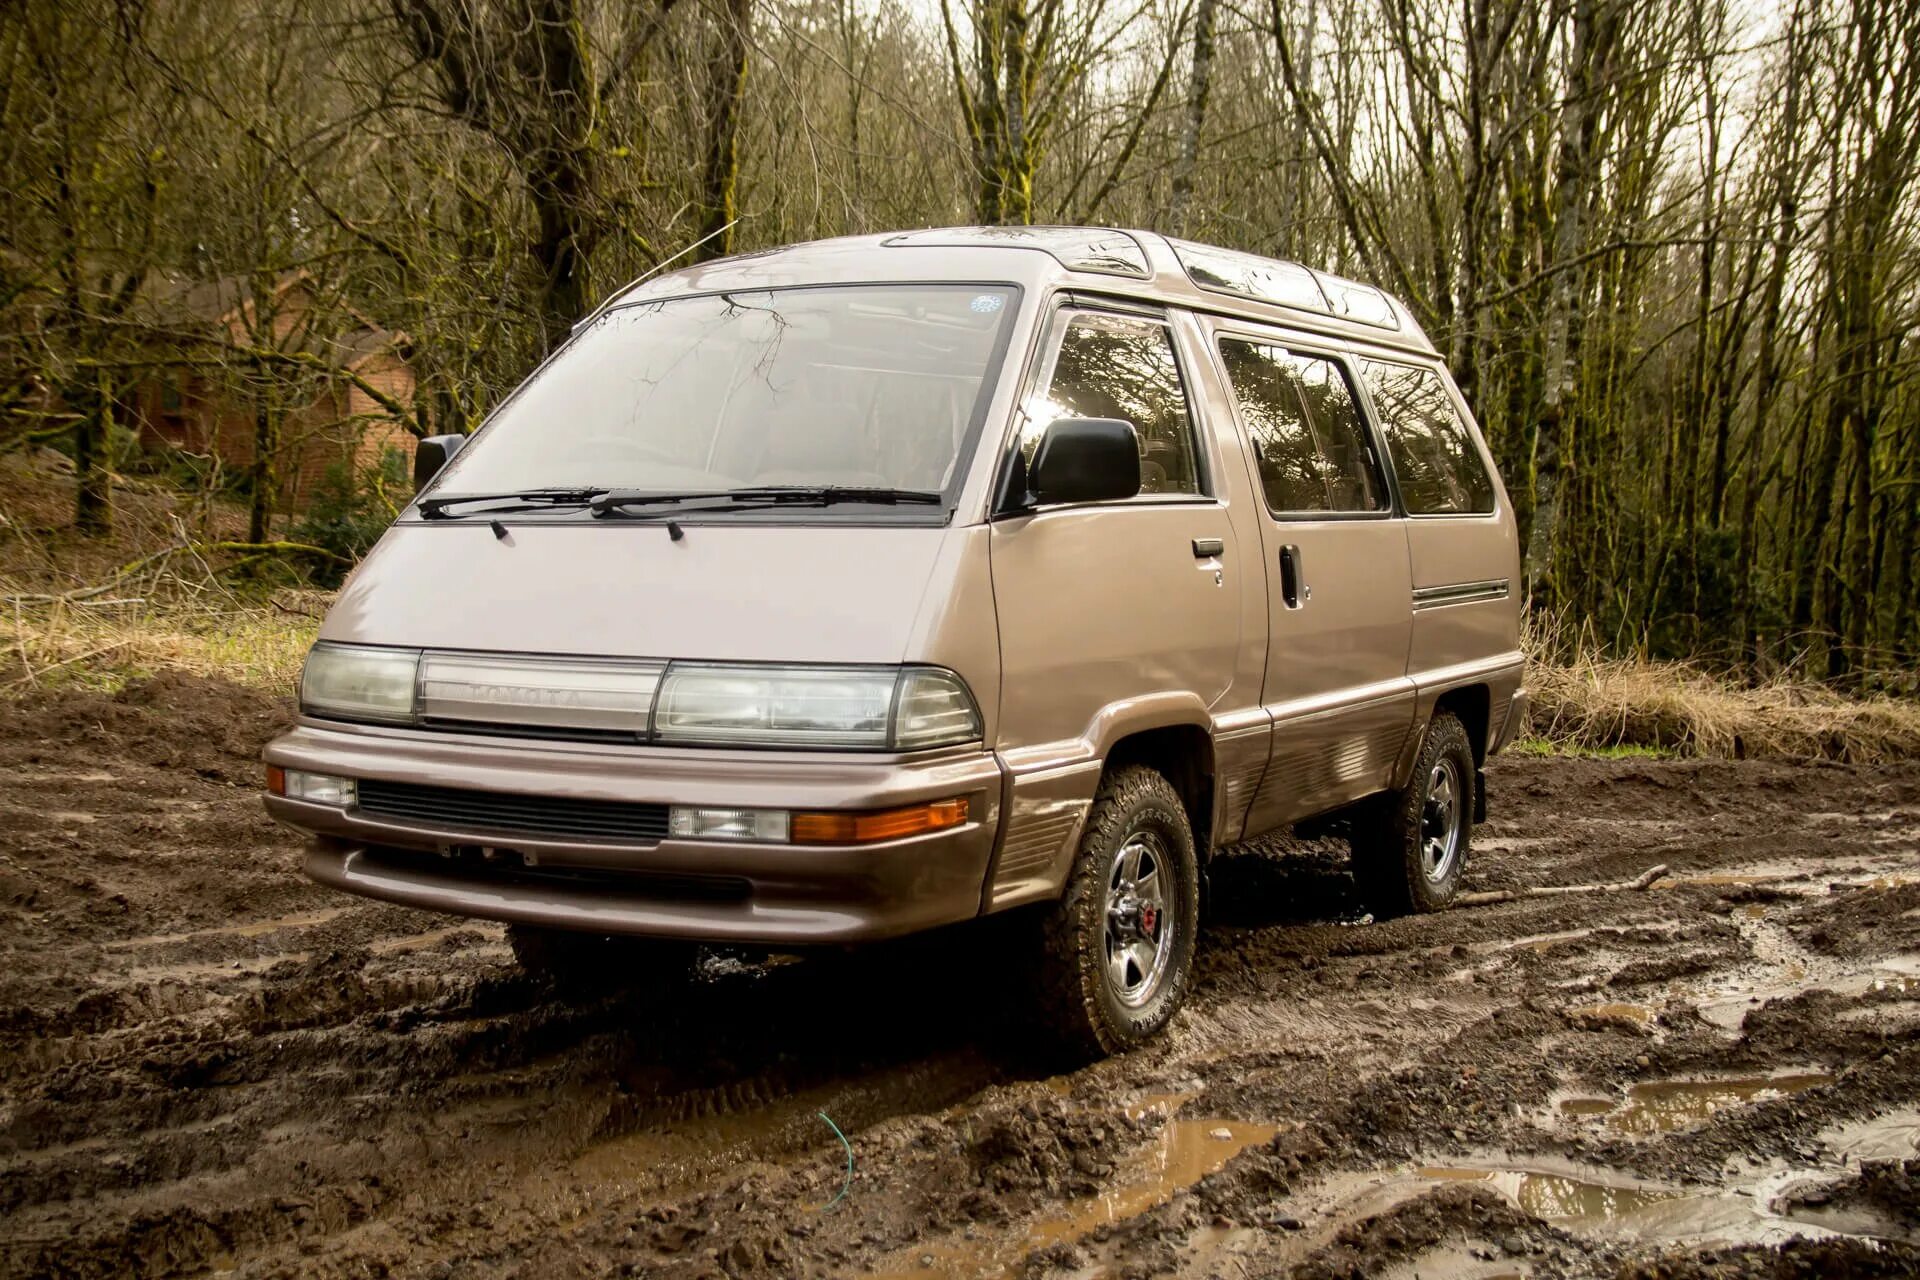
top-left (1349, 711), bottom-right (1475, 917)
top-left (1036, 765), bottom-right (1200, 1058)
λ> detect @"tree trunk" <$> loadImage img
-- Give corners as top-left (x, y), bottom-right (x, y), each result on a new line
top-left (695, 0), bottom-right (752, 260)
top-left (1735, 4), bottom-right (1806, 660)
top-left (73, 366), bottom-right (113, 536)
top-left (1535, 0), bottom-right (1616, 608)
top-left (248, 384), bottom-right (278, 547)
top-left (1166, 0), bottom-right (1216, 234)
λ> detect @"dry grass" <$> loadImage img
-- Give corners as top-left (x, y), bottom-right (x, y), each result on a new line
top-left (2, 449), bottom-right (318, 697)
top-left (4, 594), bottom-right (318, 695)
top-left (1523, 626), bottom-right (1920, 763)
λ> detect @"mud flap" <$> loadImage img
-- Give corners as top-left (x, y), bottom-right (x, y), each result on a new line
top-left (1474, 766), bottom-right (1487, 823)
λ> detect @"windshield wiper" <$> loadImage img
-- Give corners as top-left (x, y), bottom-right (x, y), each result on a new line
top-left (418, 488), bottom-right (608, 519)
top-left (420, 485), bottom-right (944, 520)
top-left (590, 486), bottom-right (943, 517)
top-left (745, 486), bottom-right (943, 505)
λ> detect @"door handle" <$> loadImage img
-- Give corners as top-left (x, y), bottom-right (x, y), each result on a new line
top-left (1192, 537), bottom-right (1224, 558)
top-left (1279, 544), bottom-right (1307, 608)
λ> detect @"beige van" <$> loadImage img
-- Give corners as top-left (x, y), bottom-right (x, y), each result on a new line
top-left (264, 227), bottom-right (1525, 1055)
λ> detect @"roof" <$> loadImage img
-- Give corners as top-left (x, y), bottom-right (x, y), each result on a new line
top-left (599, 226), bottom-right (1438, 359)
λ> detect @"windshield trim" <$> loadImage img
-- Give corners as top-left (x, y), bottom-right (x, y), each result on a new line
top-left (407, 279), bottom-right (1027, 525)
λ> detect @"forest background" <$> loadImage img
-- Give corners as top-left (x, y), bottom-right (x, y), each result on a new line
top-left (3, 0), bottom-right (1918, 696)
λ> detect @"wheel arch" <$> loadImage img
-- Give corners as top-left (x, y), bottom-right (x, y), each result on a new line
top-left (1432, 683), bottom-right (1492, 764)
top-left (1103, 724), bottom-right (1216, 862)
top-left (1429, 683), bottom-right (1491, 822)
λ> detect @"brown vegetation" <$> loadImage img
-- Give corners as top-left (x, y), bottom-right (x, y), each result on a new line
top-left (1526, 643), bottom-right (1920, 763)
top-left (0, 452), bottom-right (319, 695)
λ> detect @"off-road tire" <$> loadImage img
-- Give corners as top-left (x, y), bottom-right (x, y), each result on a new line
top-left (506, 924), bottom-right (699, 992)
top-left (1349, 711), bottom-right (1475, 918)
top-left (1036, 765), bottom-right (1200, 1059)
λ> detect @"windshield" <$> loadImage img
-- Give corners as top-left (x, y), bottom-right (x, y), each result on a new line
top-left (427, 284), bottom-right (1020, 506)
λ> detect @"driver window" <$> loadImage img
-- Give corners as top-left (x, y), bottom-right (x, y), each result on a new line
top-left (1024, 312), bottom-right (1203, 497)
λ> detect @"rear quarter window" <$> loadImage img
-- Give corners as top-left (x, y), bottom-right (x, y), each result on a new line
top-left (1358, 361), bottom-right (1496, 515)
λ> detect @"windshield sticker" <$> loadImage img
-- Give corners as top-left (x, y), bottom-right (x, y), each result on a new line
top-left (970, 294), bottom-right (1005, 314)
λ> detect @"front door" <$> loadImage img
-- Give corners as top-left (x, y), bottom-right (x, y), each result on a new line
top-left (1204, 326), bottom-right (1417, 835)
top-left (990, 304), bottom-right (1245, 760)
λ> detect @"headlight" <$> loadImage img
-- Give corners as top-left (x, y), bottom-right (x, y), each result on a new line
top-left (654, 664), bottom-right (981, 749)
top-left (299, 645), bottom-right (983, 750)
top-left (300, 643), bottom-right (420, 722)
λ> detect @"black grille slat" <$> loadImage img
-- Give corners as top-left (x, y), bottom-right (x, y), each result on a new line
top-left (356, 779), bottom-right (669, 843)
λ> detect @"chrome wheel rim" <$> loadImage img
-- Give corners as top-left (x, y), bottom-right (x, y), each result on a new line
top-left (1104, 829), bottom-right (1175, 1009)
top-left (1421, 757), bottom-right (1464, 883)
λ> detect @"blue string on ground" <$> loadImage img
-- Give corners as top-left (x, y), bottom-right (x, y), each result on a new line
top-left (817, 1111), bottom-right (853, 1208)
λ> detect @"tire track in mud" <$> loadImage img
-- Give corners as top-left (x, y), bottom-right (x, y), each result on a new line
top-left (3, 900), bottom-right (1018, 1277)
top-left (4, 677), bottom-right (1920, 1279)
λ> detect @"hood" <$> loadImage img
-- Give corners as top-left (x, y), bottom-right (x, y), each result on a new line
top-left (320, 521), bottom-right (951, 664)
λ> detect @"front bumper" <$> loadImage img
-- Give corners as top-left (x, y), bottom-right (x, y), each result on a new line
top-left (264, 720), bottom-right (1004, 945)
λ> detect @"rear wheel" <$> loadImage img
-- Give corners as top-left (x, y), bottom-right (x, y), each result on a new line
top-left (1350, 711), bottom-right (1474, 917)
top-left (1036, 765), bottom-right (1200, 1058)
top-left (506, 924), bottom-right (699, 992)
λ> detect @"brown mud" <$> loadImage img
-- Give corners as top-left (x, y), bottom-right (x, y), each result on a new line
top-left (4, 676), bottom-right (1920, 1278)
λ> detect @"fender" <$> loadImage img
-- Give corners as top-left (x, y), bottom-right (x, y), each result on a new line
top-left (985, 691), bottom-right (1216, 912)
top-left (996, 689), bottom-right (1214, 776)
top-left (1391, 653), bottom-right (1527, 789)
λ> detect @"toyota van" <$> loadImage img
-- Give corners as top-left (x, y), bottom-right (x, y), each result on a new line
top-left (263, 227), bottom-right (1526, 1055)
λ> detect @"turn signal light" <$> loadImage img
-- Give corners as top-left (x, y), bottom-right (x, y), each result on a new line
top-left (789, 797), bottom-right (970, 845)
top-left (268, 768), bottom-right (357, 807)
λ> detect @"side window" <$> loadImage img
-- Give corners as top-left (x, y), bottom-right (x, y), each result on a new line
top-left (1358, 361), bottom-right (1496, 515)
top-left (1217, 339), bottom-right (1384, 514)
top-left (1025, 311), bottom-right (1202, 497)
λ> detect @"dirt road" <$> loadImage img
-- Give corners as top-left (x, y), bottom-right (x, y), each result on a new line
top-left (3, 676), bottom-right (1918, 1279)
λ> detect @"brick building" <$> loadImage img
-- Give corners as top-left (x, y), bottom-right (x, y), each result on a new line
top-left (129, 271), bottom-right (417, 511)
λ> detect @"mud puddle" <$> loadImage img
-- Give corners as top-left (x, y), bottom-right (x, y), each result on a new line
top-left (876, 1100), bottom-right (1280, 1279)
top-left (1418, 1165), bottom-right (1690, 1230)
top-left (1025, 1116), bottom-right (1279, 1246)
top-left (1695, 954), bottom-right (1920, 1028)
top-left (1821, 1106), bottom-right (1920, 1163)
top-left (1403, 1158), bottom-right (1900, 1248)
top-left (1384, 1091), bottom-right (1920, 1253)
top-left (1557, 1069), bottom-right (1836, 1136)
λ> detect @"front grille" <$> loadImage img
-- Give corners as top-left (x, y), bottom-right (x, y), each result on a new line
top-left (355, 779), bottom-right (670, 843)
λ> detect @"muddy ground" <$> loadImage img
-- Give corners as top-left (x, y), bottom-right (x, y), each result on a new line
top-left (3, 676), bottom-right (1919, 1280)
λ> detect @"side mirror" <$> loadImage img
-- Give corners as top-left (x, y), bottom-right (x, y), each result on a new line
top-left (413, 434), bottom-right (466, 491)
top-left (1027, 417), bottom-right (1141, 506)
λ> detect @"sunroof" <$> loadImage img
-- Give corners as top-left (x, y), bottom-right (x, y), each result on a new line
top-left (1172, 239), bottom-right (1400, 330)
top-left (884, 227), bottom-right (1151, 278)
top-left (1315, 273), bottom-right (1400, 328)
top-left (1174, 240), bottom-right (1327, 310)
